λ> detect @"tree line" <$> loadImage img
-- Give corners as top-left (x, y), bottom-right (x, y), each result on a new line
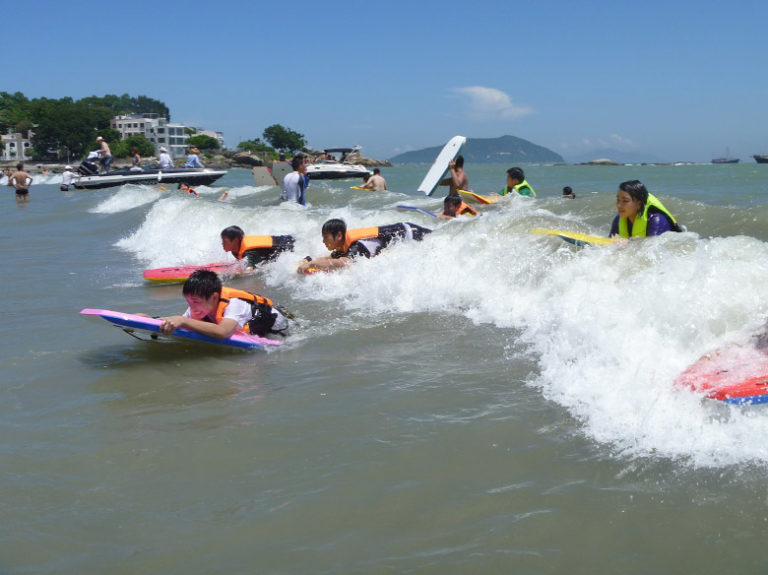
top-left (0, 91), bottom-right (170, 161)
top-left (0, 91), bottom-right (309, 162)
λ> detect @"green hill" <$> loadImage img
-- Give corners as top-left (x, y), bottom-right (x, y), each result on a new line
top-left (389, 135), bottom-right (564, 164)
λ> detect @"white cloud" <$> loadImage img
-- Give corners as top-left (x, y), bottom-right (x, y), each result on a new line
top-left (451, 86), bottom-right (533, 121)
top-left (609, 134), bottom-right (634, 146)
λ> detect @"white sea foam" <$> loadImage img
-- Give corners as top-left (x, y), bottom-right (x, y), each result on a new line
top-left (118, 191), bottom-right (768, 466)
top-left (90, 185), bottom-right (165, 213)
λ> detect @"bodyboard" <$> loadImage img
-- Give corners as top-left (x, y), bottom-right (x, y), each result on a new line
top-left (252, 166), bottom-right (278, 187)
top-left (269, 162), bottom-right (292, 186)
top-left (459, 190), bottom-right (498, 205)
top-left (80, 308), bottom-right (282, 350)
top-left (529, 228), bottom-right (617, 247)
top-left (396, 204), bottom-right (438, 218)
top-left (143, 262), bottom-right (241, 283)
top-left (417, 135), bottom-right (466, 196)
top-left (675, 343), bottom-right (768, 405)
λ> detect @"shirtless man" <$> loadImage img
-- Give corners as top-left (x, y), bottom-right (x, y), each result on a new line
top-left (96, 136), bottom-right (112, 172)
top-left (439, 154), bottom-right (468, 197)
top-left (10, 162), bottom-right (32, 202)
top-left (359, 168), bottom-right (387, 191)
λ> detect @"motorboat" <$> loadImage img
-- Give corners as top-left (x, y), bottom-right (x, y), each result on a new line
top-left (754, 154), bottom-right (768, 164)
top-left (304, 147), bottom-right (371, 180)
top-left (72, 160), bottom-right (227, 190)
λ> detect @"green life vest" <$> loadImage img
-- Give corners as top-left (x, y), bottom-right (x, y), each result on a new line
top-left (499, 179), bottom-right (536, 197)
top-left (617, 193), bottom-right (679, 238)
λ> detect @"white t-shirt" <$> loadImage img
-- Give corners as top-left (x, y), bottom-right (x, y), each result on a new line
top-left (280, 171), bottom-right (305, 203)
top-left (183, 298), bottom-right (253, 330)
top-left (158, 152), bottom-right (173, 169)
top-left (61, 171), bottom-right (79, 186)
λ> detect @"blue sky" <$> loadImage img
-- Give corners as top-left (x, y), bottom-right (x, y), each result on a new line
top-left (10, 0), bottom-right (768, 162)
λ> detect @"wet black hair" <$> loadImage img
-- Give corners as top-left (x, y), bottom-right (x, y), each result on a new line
top-left (506, 167), bottom-right (524, 182)
top-left (321, 218), bottom-right (347, 238)
top-left (618, 180), bottom-right (648, 207)
top-left (454, 155), bottom-right (464, 168)
top-left (443, 195), bottom-right (462, 207)
top-left (291, 155), bottom-right (304, 170)
top-left (220, 225), bottom-right (245, 241)
top-left (182, 270), bottom-right (222, 299)
top-left (563, 186), bottom-right (572, 195)
top-left (373, 168), bottom-right (380, 174)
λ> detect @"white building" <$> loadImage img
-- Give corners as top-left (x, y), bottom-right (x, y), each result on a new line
top-left (193, 129), bottom-right (226, 149)
top-left (1, 130), bottom-right (33, 162)
top-left (110, 114), bottom-right (189, 158)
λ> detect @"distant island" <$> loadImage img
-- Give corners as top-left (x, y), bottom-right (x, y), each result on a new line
top-left (389, 135), bottom-right (564, 164)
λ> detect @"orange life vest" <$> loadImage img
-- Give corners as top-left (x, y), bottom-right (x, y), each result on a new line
top-left (214, 286), bottom-right (274, 334)
top-left (457, 201), bottom-right (478, 216)
top-left (236, 235), bottom-right (276, 259)
top-left (343, 227), bottom-right (381, 252)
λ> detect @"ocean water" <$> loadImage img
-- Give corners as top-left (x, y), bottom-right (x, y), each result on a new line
top-left (3, 163), bottom-right (768, 573)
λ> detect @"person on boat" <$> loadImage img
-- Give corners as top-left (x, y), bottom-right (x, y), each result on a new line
top-left (60, 165), bottom-right (79, 191)
top-left (439, 155), bottom-right (468, 197)
top-left (184, 147), bottom-right (204, 169)
top-left (178, 182), bottom-right (199, 196)
top-left (96, 136), bottom-right (113, 173)
top-left (296, 218), bottom-right (432, 273)
top-left (280, 154), bottom-right (308, 205)
top-left (609, 180), bottom-right (682, 238)
top-left (158, 270), bottom-right (292, 339)
top-left (130, 147), bottom-right (141, 170)
top-left (10, 162), bottom-right (32, 202)
top-left (438, 194), bottom-right (478, 219)
top-left (358, 168), bottom-right (387, 191)
top-left (562, 186), bottom-right (576, 199)
top-left (158, 147), bottom-right (174, 170)
top-left (220, 225), bottom-right (296, 270)
top-left (500, 167), bottom-right (535, 197)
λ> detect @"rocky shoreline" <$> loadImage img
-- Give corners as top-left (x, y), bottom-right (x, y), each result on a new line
top-left (2, 149), bottom-right (392, 174)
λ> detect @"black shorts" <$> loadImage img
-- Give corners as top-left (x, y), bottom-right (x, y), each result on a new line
top-left (15, 189), bottom-right (28, 196)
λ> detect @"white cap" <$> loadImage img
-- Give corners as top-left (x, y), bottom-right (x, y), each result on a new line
top-left (159, 147), bottom-right (167, 152)
top-left (96, 136), bottom-right (103, 141)
top-left (65, 165), bottom-right (72, 170)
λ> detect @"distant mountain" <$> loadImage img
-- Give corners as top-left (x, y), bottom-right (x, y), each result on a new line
top-left (569, 149), bottom-right (666, 165)
top-left (389, 135), bottom-right (564, 164)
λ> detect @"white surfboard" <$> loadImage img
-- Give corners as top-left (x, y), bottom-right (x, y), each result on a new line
top-left (252, 166), bottom-right (278, 187)
top-left (269, 162), bottom-right (292, 186)
top-left (417, 135), bottom-right (466, 196)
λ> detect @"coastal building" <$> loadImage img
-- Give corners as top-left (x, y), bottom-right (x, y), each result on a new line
top-left (1, 129), bottom-right (33, 162)
top-left (192, 129), bottom-right (226, 149)
top-left (110, 114), bottom-right (189, 158)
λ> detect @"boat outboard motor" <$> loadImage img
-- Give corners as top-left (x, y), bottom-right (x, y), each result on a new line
top-left (77, 160), bottom-right (99, 176)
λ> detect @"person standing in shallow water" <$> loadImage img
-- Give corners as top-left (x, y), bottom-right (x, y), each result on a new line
top-left (10, 162), bottom-right (32, 202)
top-left (439, 155), bottom-right (468, 197)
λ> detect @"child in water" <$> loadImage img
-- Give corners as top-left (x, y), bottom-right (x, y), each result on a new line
top-left (178, 182), bottom-right (198, 196)
top-left (158, 270), bottom-right (291, 338)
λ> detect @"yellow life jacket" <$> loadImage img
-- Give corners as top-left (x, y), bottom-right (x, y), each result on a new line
top-left (500, 179), bottom-right (536, 197)
top-left (617, 193), bottom-right (680, 238)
